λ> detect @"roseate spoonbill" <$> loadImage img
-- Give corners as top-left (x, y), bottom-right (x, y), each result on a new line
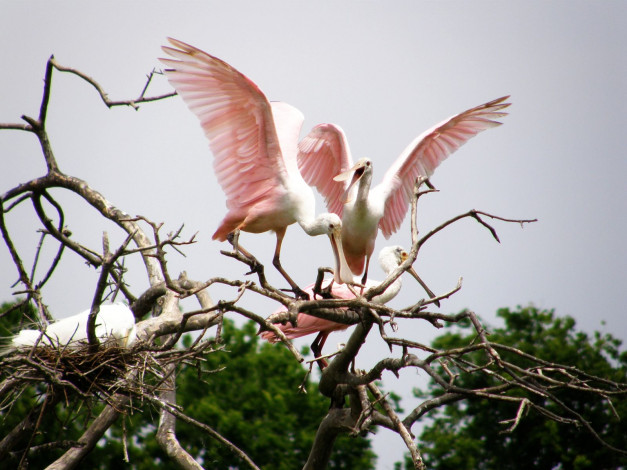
top-left (160, 38), bottom-right (352, 298)
top-left (261, 245), bottom-right (431, 366)
top-left (11, 303), bottom-right (137, 349)
top-left (298, 96), bottom-right (510, 286)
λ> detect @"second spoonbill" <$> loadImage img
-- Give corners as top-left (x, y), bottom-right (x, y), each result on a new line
top-left (298, 96), bottom-right (510, 286)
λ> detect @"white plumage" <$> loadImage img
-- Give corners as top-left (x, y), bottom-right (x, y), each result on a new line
top-left (11, 303), bottom-right (137, 349)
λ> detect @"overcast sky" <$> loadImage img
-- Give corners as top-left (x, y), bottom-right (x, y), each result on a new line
top-left (1, 2), bottom-right (626, 468)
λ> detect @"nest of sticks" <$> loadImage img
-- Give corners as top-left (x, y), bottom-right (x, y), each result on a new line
top-left (0, 332), bottom-right (219, 439)
top-left (0, 343), bottom-right (144, 409)
top-left (0, 338), bottom-right (188, 416)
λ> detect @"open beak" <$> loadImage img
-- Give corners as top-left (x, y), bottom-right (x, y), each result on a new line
top-left (329, 227), bottom-right (354, 284)
top-left (334, 161), bottom-right (367, 204)
top-left (401, 252), bottom-right (441, 307)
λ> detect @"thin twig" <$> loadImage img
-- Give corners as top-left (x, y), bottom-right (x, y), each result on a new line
top-left (50, 58), bottom-right (176, 110)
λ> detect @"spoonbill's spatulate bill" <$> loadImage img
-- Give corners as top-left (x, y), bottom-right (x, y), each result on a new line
top-left (160, 38), bottom-right (352, 298)
top-left (261, 245), bottom-right (433, 367)
top-left (298, 96), bottom-right (510, 285)
top-left (11, 303), bottom-right (137, 349)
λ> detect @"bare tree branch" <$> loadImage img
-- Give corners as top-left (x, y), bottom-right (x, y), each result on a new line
top-left (1, 53), bottom-right (623, 470)
top-left (50, 58), bottom-right (176, 110)
top-left (368, 382), bottom-right (425, 470)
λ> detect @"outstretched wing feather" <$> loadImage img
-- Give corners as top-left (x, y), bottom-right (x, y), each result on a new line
top-left (375, 96), bottom-right (511, 238)
top-left (160, 38), bottom-right (296, 210)
top-left (297, 123), bottom-right (354, 217)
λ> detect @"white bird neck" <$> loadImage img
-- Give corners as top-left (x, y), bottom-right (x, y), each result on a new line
top-left (353, 168), bottom-right (373, 208)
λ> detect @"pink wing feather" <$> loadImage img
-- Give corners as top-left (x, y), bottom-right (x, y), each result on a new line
top-left (160, 38), bottom-right (295, 226)
top-left (297, 124), bottom-right (354, 218)
top-left (261, 314), bottom-right (350, 342)
top-left (374, 96), bottom-right (511, 238)
top-left (260, 279), bottom-right (355, 342)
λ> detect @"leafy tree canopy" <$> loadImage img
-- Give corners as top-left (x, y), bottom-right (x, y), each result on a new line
top-left (402, 306), bottom-right (627, 470)
top-left (168, 319), bottom-right (376, 469)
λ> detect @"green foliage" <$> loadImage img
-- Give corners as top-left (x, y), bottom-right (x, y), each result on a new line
top-left (168, 319), bottom-right (376, 469)
top-left (0, 300), bottom-right (36, 337)
top-left (405, 306), bottom-right (627, 470)
top-left (0, 301), bottom-right (375, 469)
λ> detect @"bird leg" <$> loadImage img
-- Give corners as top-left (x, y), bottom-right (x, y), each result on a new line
top-left (359, 255), bottom-right (372, 295)
top-left (310, 331), bottom-right (329, 370)
top-left (226, 231), bottom-right (263, 275)
top-left (272, 229), bottom-right (310, 300)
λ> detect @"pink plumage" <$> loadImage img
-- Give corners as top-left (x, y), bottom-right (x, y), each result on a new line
top-left (160, 38), bottom-right (296, 241)
top-left (160, 38), bottom-right (353, 293)
top-left (261, 246), bottom-right (431, 366)
top-left (260, 280), bottom-right (355, 343)
top-left (297, 96), bottom-right (510, 283)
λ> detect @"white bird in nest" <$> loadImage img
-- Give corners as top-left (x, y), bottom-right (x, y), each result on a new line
top-left (10, 303), bottom-right (137, 349)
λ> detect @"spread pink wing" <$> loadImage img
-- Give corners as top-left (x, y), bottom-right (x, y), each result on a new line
top-left (297, 123), bottom-right (354, 218)
top-left (373, 96), bottom-right (511, 238)
top-left (160, 38), bottom-right (296, 216)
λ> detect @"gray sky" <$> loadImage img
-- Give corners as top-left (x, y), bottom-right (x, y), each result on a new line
top-left (2, 2), bottom-right (626, 468)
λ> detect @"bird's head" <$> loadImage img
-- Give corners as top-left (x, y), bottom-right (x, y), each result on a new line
top-left (379, 245), bottom-right (408, 272)
top-left (333, 158), bottom-right (373, 204)
top-left (378, 245), bottom-right (440, 306)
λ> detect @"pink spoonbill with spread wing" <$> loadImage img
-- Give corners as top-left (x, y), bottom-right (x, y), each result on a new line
top-left (160, 39), bottom-right (353, 298)
top-left (261, 245), bottom-right (429, 367)
top-left (298, 96), bottom-right (510, 288)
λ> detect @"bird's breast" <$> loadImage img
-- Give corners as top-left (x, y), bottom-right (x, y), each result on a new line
top-left (342, 201), bottom-right (381, 237)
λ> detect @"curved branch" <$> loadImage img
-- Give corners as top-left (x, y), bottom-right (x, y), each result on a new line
top-left (38, 56), bottom-right (55, 125)
top-left (31, 191), bottom-right (102, 266)
top-left (46, 397), bottom-right (127, 470)
top-left (368, 382), bottom-right (425, 470)
top-left (402, 393), bottom-right (464, 430)
top-left (5, 172), bottom-right (163, 286)
top-left (87, 231), bottom-right (135, 346)
top-left (319, 310), bottom-right (374, 397)
top-left (417, 209), bottom-right (537, 250)
top-left (156, 362), bottom-right (204, 470)
top-left (154, 292), bottom-right (204, 469)
top-left (303, 408), bottom-right (357, 470)
top-left (0, 197), bottom-right (50, 322)
top-left (50, 58), bottom-right (176, 110)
